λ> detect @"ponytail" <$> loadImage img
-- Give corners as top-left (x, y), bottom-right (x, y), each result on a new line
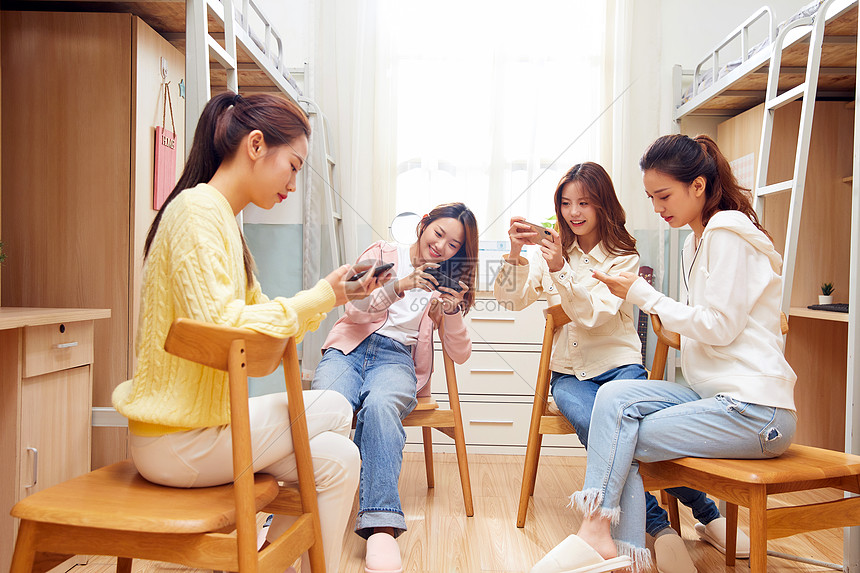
top-left (639, 134), bottom-right (770, 239)
top-left (144, 92), bottom-right (311, 286)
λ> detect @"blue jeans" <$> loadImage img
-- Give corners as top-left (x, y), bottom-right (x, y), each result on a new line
top-left (573, 378), bottom-right (796, 564)
top-left (311, 333), bottom-right (418, 539)
top-left (551, 366), bottom-right (721, 536)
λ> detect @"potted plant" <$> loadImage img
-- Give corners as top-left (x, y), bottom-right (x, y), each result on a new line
top-left (0, 241), bottom-right (6, 264)
top-left (819, 282), bottom-right (834, 305)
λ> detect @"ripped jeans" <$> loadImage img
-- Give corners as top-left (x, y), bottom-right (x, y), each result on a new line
top-left (573, 378), bottom-right (796, 571)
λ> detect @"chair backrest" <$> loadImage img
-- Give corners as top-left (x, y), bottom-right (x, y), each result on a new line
top-left (533, 305), bottom-right (572, 407)
top-left (164, 318), bottom-right (318, 571)
top-left (648, 312), bottom-right (789, 380)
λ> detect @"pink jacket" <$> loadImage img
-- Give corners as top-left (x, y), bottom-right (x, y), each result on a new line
top-left (321, 241), bottom-right (472, 394)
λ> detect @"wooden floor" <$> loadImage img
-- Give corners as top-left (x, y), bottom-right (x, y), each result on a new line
top-left (65, 452), bottom-right (845, 573)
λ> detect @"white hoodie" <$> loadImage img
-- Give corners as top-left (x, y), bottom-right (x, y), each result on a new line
top-left (627, 210), bottom-right (796, 411)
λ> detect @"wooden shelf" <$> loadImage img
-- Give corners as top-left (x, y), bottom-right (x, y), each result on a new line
top-left (843, 176), bottom-right (853, 183)
top-left (788, 306), bottom-right (849, 322)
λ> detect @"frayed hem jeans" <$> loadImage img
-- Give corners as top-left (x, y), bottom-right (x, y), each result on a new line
top-left (574, 378), bottom-right (796, 564)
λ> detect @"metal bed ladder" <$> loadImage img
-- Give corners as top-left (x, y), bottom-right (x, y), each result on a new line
top-left (753, 1), bottom-right (857, 570)
top-left (753, 0), bottom-right (834, 319)
top-left (185, 0), bottom-right (239, 138)
top-left (300, 98), bottom-right (346, 282)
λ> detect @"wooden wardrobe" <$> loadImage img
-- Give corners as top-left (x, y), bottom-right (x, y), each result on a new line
top-left (1, 10), bottom-right (186, 467)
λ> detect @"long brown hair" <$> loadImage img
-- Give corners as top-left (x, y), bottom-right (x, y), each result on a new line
top-left (416, 202), bottom-right (479, 314)
top-left (144, 91), bottom-right (311, 286)
top-left (553, 162), bottom-right (637, 260)
top-left (639, 134), bottom-right (770, 238)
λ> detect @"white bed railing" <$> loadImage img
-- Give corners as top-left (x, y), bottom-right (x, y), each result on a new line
top-left (692, 6), bottom-right (775, 97)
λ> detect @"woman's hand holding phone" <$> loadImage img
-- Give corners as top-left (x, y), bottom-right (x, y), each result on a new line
top-left (507, 216), bottom-right (537, 257)
top-left (326, 260), bottom-right (390, 306)
top-left (539, 227), bottom-right (564, 272)
top-left (395, 263), bottom-right (439, 296)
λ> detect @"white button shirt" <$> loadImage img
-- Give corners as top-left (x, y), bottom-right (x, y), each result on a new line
top-left (494, 241), bottom-right (643, 379)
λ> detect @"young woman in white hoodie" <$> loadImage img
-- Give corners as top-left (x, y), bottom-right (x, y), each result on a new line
top-left (529, 134), bottom-right (797, 573)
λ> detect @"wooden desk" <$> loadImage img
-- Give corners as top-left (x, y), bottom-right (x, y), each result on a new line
top-left (0, 307), bottom-right (110, 572)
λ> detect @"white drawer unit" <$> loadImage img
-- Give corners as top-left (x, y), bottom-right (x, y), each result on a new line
top-left (408, 295), bottom-right (585, 456)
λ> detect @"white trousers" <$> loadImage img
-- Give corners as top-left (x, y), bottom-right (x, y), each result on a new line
top-left (129, 389), bottom-right (360, 573)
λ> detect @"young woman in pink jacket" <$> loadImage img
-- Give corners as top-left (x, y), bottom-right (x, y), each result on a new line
top-left (311, 202), bottom-right (478, 573)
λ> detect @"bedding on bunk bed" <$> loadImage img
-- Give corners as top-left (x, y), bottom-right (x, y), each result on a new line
top-left (680, 0), bottom-right (824, 103)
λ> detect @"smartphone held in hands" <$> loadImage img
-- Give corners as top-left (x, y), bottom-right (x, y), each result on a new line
top-left (347, 262), bottom-right (395, 281)
top-left (425, 267), bottom-right (461, 291)
top-left (520, 221), bottom-right (554, 245)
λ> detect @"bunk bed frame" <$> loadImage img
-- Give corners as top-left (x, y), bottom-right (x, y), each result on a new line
top-left (672, 1), bottom-right (859, 571)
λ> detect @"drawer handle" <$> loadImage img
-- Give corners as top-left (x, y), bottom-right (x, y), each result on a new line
top-left (470, 369), bottom-right (514, 374)
top-left (469, 419), bottom-right (514, 425)
top-left (470, 317), bottom-right (516, 322)
top-left (54, 342), bottom-right (79, 349)
top-left (25, 447), bottom-right (38, 488)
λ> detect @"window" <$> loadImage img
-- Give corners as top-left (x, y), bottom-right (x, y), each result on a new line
top-left (393, 1), bottom-right (608, 240)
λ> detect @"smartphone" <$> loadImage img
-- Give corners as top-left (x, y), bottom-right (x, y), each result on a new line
top-left (425, 267), bottom-right (462, 291)
top-left (520, 221), bottom-right (554, 245)
top-left (347, 262), bottom-right (395, 281)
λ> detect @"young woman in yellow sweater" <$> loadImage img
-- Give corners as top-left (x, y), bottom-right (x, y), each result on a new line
top-left (112, 92), bottom-right (385, 573)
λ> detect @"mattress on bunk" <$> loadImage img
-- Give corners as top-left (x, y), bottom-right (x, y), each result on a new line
top-left (681, 0), bottom-right (824, 104)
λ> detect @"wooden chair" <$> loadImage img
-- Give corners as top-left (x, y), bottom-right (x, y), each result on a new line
top-left (10, 319), bottom-right (328, 573)
top-left (640, 313), bottom-right (860, 573)
top-left (353, 322), bottom-right (474, 516)
top-left (516, 303), bottom-right (663, 527)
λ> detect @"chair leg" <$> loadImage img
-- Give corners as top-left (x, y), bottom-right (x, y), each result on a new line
top-left (517, 429), bottom-right (543, 527)
top-left (10, 520), bottom-right (37, 573)
top-left (667, 492), bottom-right (681, 535)
top-left (724, 503), bottom-right (739, 567)
top-left (451, 424), bottom-right (474, 517)
top-left (749, 488), bottom-right (768, 573)
top-left (528, 434), bottom-right (543, 497)
top-left (421, 426), bottom-right (435, 488)
top-left (308, 538), bottom-right (326, 573)
top-left (116, 557), bottom-right (133, 573)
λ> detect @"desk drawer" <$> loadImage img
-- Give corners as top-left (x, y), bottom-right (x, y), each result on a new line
top-left (466, 299), bottom-right (546, 344)
top-left (407, 401), bottom-right (583, 448)
top-left (23, 321), bottom-right (94, 378)
top-left (429, 350), bottom-right (540, 396)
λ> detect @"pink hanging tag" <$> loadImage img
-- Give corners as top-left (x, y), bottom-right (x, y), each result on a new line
top-left (153, 125), bottom-right (177, 210)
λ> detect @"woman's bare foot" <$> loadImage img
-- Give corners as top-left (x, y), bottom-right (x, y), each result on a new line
top-left (577, 514), bottom-right (619, 560)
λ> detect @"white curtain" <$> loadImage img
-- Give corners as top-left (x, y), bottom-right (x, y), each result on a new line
top-left (390, 1), bottom-right (610, 241)
top-left (310, 0), bottom-right (667, 274)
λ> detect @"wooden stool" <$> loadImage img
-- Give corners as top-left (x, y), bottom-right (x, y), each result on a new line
top-left (641, 313), bottom-right (860, 572)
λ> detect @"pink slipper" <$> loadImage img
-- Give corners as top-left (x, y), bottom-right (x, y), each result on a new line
top-left (530, 534), bottom-right (632, 573)
top-left (365, 532), bottom-right (402, 573)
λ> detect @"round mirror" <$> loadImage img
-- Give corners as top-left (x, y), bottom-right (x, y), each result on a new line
top-left (389, 212), bottom-right (421, 244)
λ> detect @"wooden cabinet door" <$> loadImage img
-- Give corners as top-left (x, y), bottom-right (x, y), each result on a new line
top-left (19, 366), bottom-right (91, 499)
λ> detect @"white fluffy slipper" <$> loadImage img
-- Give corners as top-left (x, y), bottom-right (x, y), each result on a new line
top-left (530, 534), bottom-right (633, 573)
top-left (695, 517), bottom-right (751, 559)
top-left (654, 533), bottom-right (696, 573)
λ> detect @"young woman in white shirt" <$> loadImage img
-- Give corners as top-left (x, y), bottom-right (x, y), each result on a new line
top-left (496, 162), bottom-right (737, 573)
top-left (529, 136), bottom-right (796, 573)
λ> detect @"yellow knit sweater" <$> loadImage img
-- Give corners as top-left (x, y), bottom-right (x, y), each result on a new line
top-left (112, 183), bottom-right (335, 436)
